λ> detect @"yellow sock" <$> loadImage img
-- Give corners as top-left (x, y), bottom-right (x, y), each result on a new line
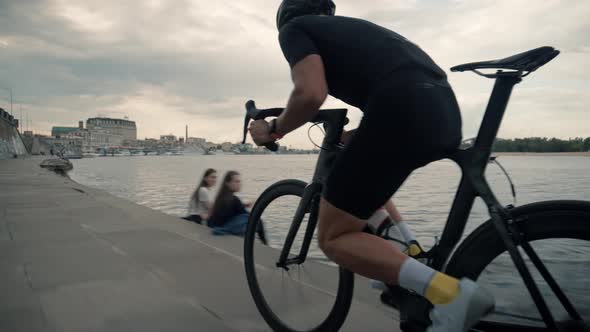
top-left (406, 243), bottom-right (423, 257)
top-left (425, 273), bottom-right (460, 305)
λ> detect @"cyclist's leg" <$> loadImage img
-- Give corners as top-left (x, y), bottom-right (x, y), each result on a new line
top-left (317, 108), bottom-right (419, 283)
top-left (318, 198), bottom-right (408, 282)
top-left (318, 74), bottom-right (493, 330)
top-left (382, 199), bottom-right (424, 256)
top-left (383, 200), bottom-right (414, 241)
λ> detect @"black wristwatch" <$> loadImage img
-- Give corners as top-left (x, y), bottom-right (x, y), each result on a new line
top-left (269, 118), bottom-right (284, 140)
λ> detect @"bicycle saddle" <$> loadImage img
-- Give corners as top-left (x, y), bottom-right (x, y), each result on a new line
top-left (451, 46), bottom-right (560, 73)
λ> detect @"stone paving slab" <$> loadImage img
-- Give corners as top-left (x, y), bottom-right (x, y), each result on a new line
top-left (0, 157), bottom-right (400, 331)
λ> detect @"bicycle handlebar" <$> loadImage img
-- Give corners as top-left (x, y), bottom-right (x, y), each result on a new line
top-left (242, 100), bottom-right (284, 152)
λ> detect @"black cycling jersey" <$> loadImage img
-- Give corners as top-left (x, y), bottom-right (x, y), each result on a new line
top-left (279, 14), bottom-right (462, 219)
top-left (279, 15), bottom-right (447, 109)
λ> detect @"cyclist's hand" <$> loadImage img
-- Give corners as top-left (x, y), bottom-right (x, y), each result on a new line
top-left (249, 120), bottom-right (274, 146)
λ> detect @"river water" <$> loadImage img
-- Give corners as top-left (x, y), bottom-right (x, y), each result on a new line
top-left (70, 154), bottom-right (590, 326)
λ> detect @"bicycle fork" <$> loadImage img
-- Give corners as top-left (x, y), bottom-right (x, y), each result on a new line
top-left (276, 183), bottom-right (322, 270)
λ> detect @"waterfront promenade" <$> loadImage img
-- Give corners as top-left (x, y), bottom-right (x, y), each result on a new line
top-left (0, 157), bottom-right (397, 331)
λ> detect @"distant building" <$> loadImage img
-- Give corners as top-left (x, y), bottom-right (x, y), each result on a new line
top-left (203, 142), bottom-right (216, 151)
top-left (51, 118), bottom-right (134, 149)
top-left (187, 137), bottom-right (206, 145)
top-left (0, 108), bottom-right (18, 127)
top-left (51, 126), bottom-right (79, 138)
top-left (160, 134), bottom-right (177, 142)
top-left (86, 117), bottom-right (137, 142)
top-left (87, 130), bottom-right (124, 148)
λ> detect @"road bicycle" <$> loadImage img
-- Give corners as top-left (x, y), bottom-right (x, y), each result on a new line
top-left (242, 46), bottom-right (590, 331)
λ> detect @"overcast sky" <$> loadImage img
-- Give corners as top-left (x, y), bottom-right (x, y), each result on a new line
top-left (0, 0), bottom-right (588, 148)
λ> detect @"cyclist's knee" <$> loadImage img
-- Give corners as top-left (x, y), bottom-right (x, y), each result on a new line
top-left (318, 198), bottom-right (365, 253)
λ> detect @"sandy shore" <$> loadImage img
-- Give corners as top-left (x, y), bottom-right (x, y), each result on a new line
top-left (493, 152), bottom-right (590, 157)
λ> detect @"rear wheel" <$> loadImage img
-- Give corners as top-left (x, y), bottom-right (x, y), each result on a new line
top-left (244, 179), bottom-right (355, 332)
top-left (446, 201), bottom-right (590, 331)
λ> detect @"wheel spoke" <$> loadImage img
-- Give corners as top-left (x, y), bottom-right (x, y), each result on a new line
top-left (244, 180), bottom-right (354, 332)
top-left (521, 240), bottom-right (582, 320)
top-left (491, 214), bottom-right (558, 329)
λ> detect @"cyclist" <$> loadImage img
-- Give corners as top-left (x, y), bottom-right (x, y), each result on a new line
top-left (249, 1), bottom-right (494, 330)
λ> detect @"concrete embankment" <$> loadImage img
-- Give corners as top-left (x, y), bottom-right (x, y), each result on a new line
top-left (0, 157), bottom-right (398, 332)
top-left (21, 135), bottom-right (53, 156)
top-left (0, 109), bottom-right (27, 159)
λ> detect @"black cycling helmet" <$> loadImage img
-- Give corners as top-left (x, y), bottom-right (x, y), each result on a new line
top-left (276, 0), bottom-right (336, 30)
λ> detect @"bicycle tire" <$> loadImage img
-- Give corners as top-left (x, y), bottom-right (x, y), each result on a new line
top-left (445, 200), bottom-right (590, 331)
top-left (244, 179), bottom-right (355, 332)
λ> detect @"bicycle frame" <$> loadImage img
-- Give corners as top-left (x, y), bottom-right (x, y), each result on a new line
top-left (273, 72), bottom-right (562, 328)
top-left (432, 73), bottom-right (522, 270)
top-left (434, 73), bottom-right (560, 328)
top-left (276, 110), bottom-right (346, 269)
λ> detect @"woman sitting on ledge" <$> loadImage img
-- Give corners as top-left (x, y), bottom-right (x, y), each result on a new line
top-left (208, 171), bottom-right (252, 235)
top-left (184, 168), bottom-right (217, 224)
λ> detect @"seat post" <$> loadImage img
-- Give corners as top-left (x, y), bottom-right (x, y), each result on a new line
top-left (473, 74), bottom-right (521, 153)
top-left (432, 74), bottom-right (523, 269)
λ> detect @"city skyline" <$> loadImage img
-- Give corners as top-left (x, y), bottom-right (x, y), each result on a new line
top-left (1, 1), bottom-right (589, 148)
top-left (43, 115), bottom-right (301, 150)
top-left (45, 115), bottom-right (252, 144)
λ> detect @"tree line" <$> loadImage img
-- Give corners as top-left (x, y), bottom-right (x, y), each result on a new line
top-left (492, 137), bottom-right (590, 152)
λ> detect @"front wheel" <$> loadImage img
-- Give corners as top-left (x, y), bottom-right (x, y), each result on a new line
top-left (244, 179), bottom-right (354, 332)
top-left (446, 200), bottom-right (590, 331)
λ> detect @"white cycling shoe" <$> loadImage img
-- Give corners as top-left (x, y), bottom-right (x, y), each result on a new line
top-left (427, 278), bottom-right (495, 332)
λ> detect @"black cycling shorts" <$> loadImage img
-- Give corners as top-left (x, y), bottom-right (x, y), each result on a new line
top-left (323, 70), bottom-right (462, 219)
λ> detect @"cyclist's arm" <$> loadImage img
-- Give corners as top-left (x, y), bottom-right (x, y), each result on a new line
top-left (274, 54), bottom-right (328, 136)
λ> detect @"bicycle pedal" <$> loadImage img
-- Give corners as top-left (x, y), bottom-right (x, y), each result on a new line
top-left (380, 290), bottom-right (399, 309)
top-left (398, 289), bottom-right (432, 332)
top-left (380, 285), bottom-right (409, 309)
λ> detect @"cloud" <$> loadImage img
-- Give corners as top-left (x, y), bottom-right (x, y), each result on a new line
top-left (0, 0), bottom-right (588, 148)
